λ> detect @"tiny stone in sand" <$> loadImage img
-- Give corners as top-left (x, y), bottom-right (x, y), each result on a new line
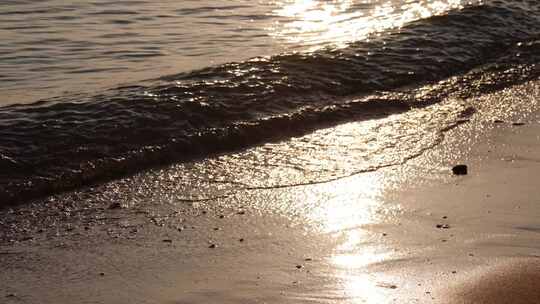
top-left (452, 165), bottom-right (468, 175)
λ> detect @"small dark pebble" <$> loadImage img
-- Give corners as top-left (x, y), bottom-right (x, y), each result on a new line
top-left (239, 238), bottom-right (245, 242)
top-left (512, 122), bottom-right (526, 126)
top-left (201, 210), bottom-right (207, 214)
top-left (382, 233), bottom-right (388, 236)
top-left (99, 272), bottom-right (105, 276)
top-left (6, 293), bottom-right (16, 298)
top-left (452, 165), bottom-right (468, 175)
top-left (219, 215), bottom-right (225, 219)
top-left (442, 216), bottom-right (448, 219)
top-left (213, 227), bottom-right (220, 231)
top-left (304, 258), bottom-right (313, 261)
top-left (37, 229), bottom-right (44, 233)
top-left (209, 244), bottom-right (217, 249)
top-left (295, 265), bottom-right (303, 269)
top-left (377, 283), bottom-right (398, 289)
top-left (452, 271), bottom-right (457, 274)
top-left (162, 239), bottom-right (173, 243)
top-left (84, 226), bottom-right (90, 231)
top-left (108, 202), bottom-right (122, 210)
top-left (493, 119), bottom-right (505, 123)
top-left (436, 224), bottom-right (450, 229)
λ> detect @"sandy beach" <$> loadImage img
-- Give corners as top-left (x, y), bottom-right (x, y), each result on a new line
top-left (2, 79), bottom-right (540, 304)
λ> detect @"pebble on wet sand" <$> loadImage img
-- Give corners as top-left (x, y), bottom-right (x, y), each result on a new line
top-left (452, 165), bottom-right (468, 175)
top-left (377, 283), bottom-right (398, 289)
top-left (209, 244), bottom-right (217, 248)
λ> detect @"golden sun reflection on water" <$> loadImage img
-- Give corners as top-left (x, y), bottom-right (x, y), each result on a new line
top-left (270, 0), bottom-right (469, 50)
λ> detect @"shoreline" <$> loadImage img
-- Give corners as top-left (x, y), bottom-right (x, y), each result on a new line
top-left (2, 79), bottom-right (540, 303)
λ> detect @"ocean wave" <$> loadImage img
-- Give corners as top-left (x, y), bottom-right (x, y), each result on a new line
top-left (1, 1), bottom-right (540, 205)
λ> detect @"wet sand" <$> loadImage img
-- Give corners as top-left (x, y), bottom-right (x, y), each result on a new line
top-left (442, 258), bottom-right (540, 304)
top-left (2, 80), bottom-right (540, 303)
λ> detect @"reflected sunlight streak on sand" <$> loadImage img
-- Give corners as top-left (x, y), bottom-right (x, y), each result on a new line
top-left (299, 167), bottom-right (396, 302)
top-left (290, 126), bottom-right (403, 303)
top-left (304, 173), bottom-right (384, 233)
